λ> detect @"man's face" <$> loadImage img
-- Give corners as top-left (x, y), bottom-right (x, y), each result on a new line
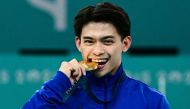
top-left (76, 22), bottom-right (131, 77)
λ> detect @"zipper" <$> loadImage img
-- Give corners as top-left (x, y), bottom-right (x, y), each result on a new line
top-left (104, 77), bottom-right (108, 109)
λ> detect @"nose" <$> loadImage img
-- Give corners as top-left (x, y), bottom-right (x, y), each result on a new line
top-left (92, 43), bottom-right (105, 56)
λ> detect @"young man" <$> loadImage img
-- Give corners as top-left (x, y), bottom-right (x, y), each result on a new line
top-left (22, 2), bottom-right (170, 109)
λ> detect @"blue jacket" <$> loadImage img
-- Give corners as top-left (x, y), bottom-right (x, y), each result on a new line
top-left (22, 64), bottom-right (170, 109)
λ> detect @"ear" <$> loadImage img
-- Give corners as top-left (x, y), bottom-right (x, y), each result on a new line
top-left (122, 36), bottom-right (132, 52)
top-left (75, 36), bottom-right (82, 52)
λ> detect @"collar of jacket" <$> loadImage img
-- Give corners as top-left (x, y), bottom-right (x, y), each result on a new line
top-left (86, 63), bottom-right (125, 90)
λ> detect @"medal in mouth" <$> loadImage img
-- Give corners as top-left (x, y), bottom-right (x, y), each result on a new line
top-left (79, 60), bottom-right (98, 71)
top-left (79, 57), bottom-right (109, 71)
top-left (90, 58), bottom-right (109, 69)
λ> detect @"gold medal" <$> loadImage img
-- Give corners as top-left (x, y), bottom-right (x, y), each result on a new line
top-left (79, 60), bottom-right (98, 71)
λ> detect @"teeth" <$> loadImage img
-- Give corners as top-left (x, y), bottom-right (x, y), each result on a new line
top-left (92, 59), bottom-right (107, 63)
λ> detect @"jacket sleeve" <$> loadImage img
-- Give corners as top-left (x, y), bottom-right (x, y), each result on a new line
top-left (21, 71), bottom-right (72, 109)
top-left (158, 95), bottom-right (171, 109)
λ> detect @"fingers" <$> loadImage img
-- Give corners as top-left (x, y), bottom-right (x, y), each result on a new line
top-left (59, 58), bottom-right (86, 84)
top-left (69, 59), bottom-right (86, 80)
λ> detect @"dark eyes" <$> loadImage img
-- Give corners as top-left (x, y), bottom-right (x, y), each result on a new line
top-left (103, 40), bottom-right (114, 45)
top-left (83, 39), bottom-right (114, 45)
top-left (84, 40), bottom-right (93, 43)
top-left (83, 40), bottom-right (94, 45)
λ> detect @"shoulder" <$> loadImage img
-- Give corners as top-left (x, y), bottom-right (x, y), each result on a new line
top-left (123, 76), bottom-right (160, 94)
top-left (122, 76), bottom-right (170, 108)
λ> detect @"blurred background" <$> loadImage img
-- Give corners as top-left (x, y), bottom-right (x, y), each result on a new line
top-left (0, 0), bottom-right (190, 108)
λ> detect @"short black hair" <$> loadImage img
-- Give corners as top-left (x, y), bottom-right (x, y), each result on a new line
top-left (74, 2), bottom-right (131, 40)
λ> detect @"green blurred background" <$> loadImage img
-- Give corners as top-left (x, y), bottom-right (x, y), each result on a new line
top-left (0, 0), bottom-right (190, 108)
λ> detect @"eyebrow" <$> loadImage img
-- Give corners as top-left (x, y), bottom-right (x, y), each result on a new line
top-left (101, 35), bottom-right (114, 40)
top-left (83, 36), bottom-right (93, 40)
top-left (82, 35), bottom-right (114, 40)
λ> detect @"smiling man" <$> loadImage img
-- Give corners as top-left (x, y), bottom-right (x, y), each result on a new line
top-left (22, 2), bottom-right (170, 109)
top-left (76, 22), bottom-right (130, 78)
